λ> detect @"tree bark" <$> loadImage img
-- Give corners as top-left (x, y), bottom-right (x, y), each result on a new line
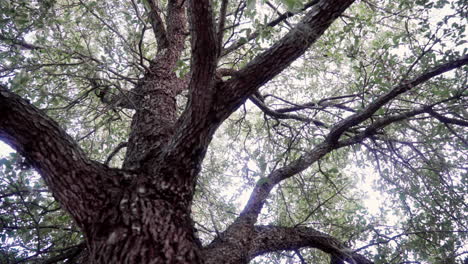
top-left (0, 84), bottom-right (204, 263)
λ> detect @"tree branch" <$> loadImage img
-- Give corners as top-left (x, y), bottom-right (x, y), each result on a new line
top-left (0, 34), bottom-right (44, 50)
top-left (327, 54), bottom-right (468, 145)
top-left (203, 223), bottom-right (373, 263)
top-left (221, 0), bottom-right (321, 57)
top-left (145, 0), bottom-right (169, 50)
top-left (338, 102), bottom-right (468, 148)
top-left (250, 225), bottom-right (373, 264)
top-left (166, 0), bottom-right (188, 53)
top-left (217, 0), bottom-right (229, 57)
top-left (160, 0), bottom-right (218, 165)
top-left (236, 142), bottom-right (332, 225)
top-left (427, 108), bottom-right (468, 126)
top-left (336, 106), bottom-right (431, 147)
top-left (0, 85), bottom-right (120, 226)
top-left (96, 85), bottom-right (138, 110)
top-left (265, 1), bottom-right (292, 28)
top-left (249, 94), bottom-right (327, 127)
top-left (104, 142), bottom-right (128, 166)
top-left (162, 0), bottom-right (355, 214)
top-left (274, 93), bottom-right (359, 114)
top-left (42, 243), bottom-right (86, 264)
top-left (219, 0), bottom-right (356, 120)
top-left (188, 0), bottom-right (218, 87)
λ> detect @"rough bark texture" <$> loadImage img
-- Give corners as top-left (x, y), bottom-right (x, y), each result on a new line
top-left (2, 0), bottom-right (467, 263)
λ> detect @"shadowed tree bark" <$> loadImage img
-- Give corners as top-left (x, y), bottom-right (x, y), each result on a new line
top-left (1, 0), bottom-right (467, 263)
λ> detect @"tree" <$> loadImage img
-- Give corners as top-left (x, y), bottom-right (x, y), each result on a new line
top-left (0, 0), bottom-right (467, 263)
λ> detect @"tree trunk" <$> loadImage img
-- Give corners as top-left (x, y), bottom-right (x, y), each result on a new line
top-left (93, 67), bottom-right (203, 263)
top-left (84, 190), bottom-right (203, 263)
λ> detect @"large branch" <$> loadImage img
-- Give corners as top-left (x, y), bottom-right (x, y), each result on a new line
top-left (203, 224), bottom-right (373, 264)
top-left (217, 0), bottom-right (229, 57)
top-left (427, 108), bottom-right (468, 127)
top-left (219, 0), bottom-right (355, 118)
top-left (326, 54), bottom-right (468, 145)
top-left (158, 0), bottom-right (218, 164)
top-left (187, 0), bottom-right (218, 92)
top-left (172, 0), bottom-right (354, 154)
top-left (134, 0), bottom-right (219, 197)
top-left (338, 103), bottom-right (468, 148)
top-left (337, 107), bottom-right (432, 147)
top-left (237, 142), bottom-right (332, 225)
top-left (173, 0), bottom-right (218, 118)
top-left (166, 0), bottom-right (187, 54)
top-left (146, 0), bottom-right (169, 50)
top-left (250, 225), bottom-right (373, 264)
top-left (221, 0), bottom-right (321, 57)
top-left (0, 85), bottom-right (119, 226)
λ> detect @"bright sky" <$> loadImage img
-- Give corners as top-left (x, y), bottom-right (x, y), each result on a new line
top-left (0, 141), bottom-right (13, 158)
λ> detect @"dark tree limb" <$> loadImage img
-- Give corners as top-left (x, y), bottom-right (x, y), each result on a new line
top-left (169, 0), bottom-right (355, 162)
top-left (161, 0), bottom-right (355, 213)
top-left (265, 1), bottom-right (293, 28)
top-left (104, 142), bottom-right (128, 166)
top-left (274, 93), bottom-right (360, 114)
top-left (236, 141), bottom-right (332, 225)
top-left (249, 225), bottom-right (373, 264)
top-left (219, 0), bottom-right (356, 119)
top-left (202, 224), bottom-right (373, 264)
top-left (166, 0), bottom-right (188, 54)
top-left (217, 0), bottom-right (229, 57)
top-left (0, 34), bottom-right (44, 50)
top-left (187, 0), bottom-right (219, 90)
top-left (336, 107), bottom-right (432, 147)
top-left (294, 249), bottom-right (308, 264)
top-left (221, 0), bottom-right (321, 57)
top-left (121, 0), bottom-right (188, 170)
top-left (0, 85), bottom-right (120, 226)
top-left (98, 88), bottom-right (138, 110)
top-left (249, 94), bottom-right (327, 127)
top-left (326, 54), bottom-right (468, 145)
top-left (427, 108), bottom-right (468, 126)
top-left (158, 0), bottom-right (219, 173)
top-left (337, 103), bottom-right (468, 148)
top-left (146, 0), bottom-right (169, 50)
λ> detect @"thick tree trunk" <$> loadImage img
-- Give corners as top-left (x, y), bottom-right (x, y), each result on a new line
top-left (122, 67), bottom-right (182, 170)
top-left (104, 70), bottom-right (201, 263)
top-left (84, 188), bottom-right (203, 263)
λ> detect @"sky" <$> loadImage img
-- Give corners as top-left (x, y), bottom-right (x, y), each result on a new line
top-left (0, 141), bottom-right (13, 158)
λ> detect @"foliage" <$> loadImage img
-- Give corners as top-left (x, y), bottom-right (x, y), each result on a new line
top-left (0, 152), bottom-right (82, 263)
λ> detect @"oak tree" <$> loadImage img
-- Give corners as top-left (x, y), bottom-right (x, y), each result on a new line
top-left (1, 0), bottom-right (467, 263)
